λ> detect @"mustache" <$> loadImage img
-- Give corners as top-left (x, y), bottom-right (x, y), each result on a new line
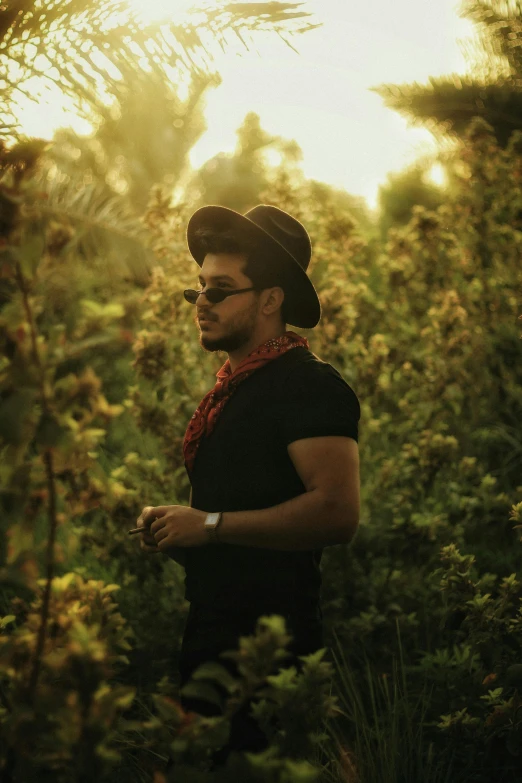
top-left (196, 314), bottom-right (217, 322)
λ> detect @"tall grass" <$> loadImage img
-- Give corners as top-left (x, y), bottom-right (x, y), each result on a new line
top-left (317, 620), bottom-right (456, 783)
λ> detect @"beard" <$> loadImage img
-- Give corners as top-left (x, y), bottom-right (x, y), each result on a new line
top-left (198, 301), bottom-right (258, 354)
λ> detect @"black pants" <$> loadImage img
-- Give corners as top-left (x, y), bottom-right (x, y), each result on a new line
top-left (173, 601), bottom-right (324, 770)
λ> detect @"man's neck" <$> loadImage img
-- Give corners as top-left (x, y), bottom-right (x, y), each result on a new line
top-left (228, 327), bottom-right (287, 373)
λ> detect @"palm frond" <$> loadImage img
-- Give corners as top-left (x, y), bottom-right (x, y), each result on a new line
top-left (39, 172), bottom-right (154, 282)
top-left (43, 177), bottom-right (144, 244)
top-left (373, 76), bottom-right (522, 146)
top-left (0, 0), bottom-right (316, 139)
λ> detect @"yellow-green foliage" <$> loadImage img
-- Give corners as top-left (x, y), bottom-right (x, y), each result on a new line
top-left (1, 115), bottom-right (522, 782)
top-left (0, 575), bottom-right (136, 778)
top-left (97, 118), bottom-right (522, 780)
top-left (0, 141), bottom-right (343, 782)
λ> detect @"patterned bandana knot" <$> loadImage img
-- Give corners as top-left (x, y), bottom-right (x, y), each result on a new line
top-left (183, 330), bottom-right (309, 476)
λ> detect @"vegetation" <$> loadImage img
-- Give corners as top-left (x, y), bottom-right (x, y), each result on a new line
top-left (0, 1), bottom-right (521, 782)
top-left (376, 160), bottom-right (444, 239)
top-left (374, 0), bottom-right (522, 146)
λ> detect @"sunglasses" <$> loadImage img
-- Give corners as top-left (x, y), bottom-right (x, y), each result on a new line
top-left (183, 286), bottom-right (257, 305)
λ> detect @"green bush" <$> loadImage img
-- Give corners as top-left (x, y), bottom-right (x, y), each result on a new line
top-left (1, 115), bottom-right (522, 782)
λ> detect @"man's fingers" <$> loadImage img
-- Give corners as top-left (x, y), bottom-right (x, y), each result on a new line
top-left (141, 526), bottom-right (156, 543)
top-left (137, 507), bottom-right (153, 529)
top-left (136, 511), bottom-right (156, 547)
top-left (140, 506), bottom-right (153, 523)
top-left (140, 537), bottom-right (160, 554)
top-left (135, 507), bottom-right (160, 554)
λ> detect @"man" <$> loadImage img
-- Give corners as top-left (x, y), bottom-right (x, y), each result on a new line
top-left (136, 204), bottom-right (361, 769)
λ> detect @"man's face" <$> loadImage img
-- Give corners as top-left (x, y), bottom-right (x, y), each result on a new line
top-left (195, 253), bottom-right (260, 353)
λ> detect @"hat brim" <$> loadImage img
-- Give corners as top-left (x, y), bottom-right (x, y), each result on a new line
top-left (187, 205), bottom-right (321, 329)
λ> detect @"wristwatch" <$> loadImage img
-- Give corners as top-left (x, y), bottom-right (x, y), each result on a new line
top-left (204, 511), bottom-right (223, 544)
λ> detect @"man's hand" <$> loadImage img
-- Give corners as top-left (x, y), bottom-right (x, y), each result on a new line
top-left (136, 506), bottom-right (161, 554)
top-left (139, 504), bottom-right (208, 553)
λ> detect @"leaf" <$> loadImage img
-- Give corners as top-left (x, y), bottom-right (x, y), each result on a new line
top-left (0, 615), bottom-right (16, 629)
top-left (113, 686), bottom-right (136, 710)
top-left (151, 694), bottom-right (184, 723)
top-left (191, 661), bottom-right (238, 693)
top-left (480, 687), bottom-right (504, 704)
top-left (298, 647), bottom-right (328, 668)
top-left (69, 620), bottom-right (96, 651)
top-left (283, 758), bottom-right (321, 782)
top-left (101, 584), bottom-right (121, 595)
top-left (95, 745), bottom-right (121, 763)
top-left (466, 592), bottom-right (492, 609)
top-left (179, 681), bottom-right (224, 710)
top-left (80, 299), bottom-right (125, 321)
top-left (265, 666), bottom-right (298, 691)
top-left (81, 428), bottom-right (108, 447)
top-left (53, 573), bottom-right (77, 592)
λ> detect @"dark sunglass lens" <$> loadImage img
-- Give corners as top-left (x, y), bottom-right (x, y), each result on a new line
top-left (206, 288), bottom-right (226, 303)
top-left (183, 289), bottom-right (198, 304)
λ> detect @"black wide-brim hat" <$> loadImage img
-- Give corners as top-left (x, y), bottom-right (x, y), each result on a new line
top-left (186, 204), bottom-right (321, 328)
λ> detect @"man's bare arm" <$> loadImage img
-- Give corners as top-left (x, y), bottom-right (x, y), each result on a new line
top-left (216, 436), bottom-right (360, 550)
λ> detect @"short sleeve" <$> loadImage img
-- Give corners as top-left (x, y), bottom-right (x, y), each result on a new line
top-left (272, 361), bottom-right (360, 446)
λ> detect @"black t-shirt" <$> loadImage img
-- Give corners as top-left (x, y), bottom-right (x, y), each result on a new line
top-left (184, 345), bottom-right (360, 615)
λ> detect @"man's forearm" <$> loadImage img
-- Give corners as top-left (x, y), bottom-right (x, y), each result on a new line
top-left (216, 490), bottom-right (357, 551)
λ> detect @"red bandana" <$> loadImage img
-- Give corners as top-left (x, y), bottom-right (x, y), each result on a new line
top-left (183, 330), bottom-right (309, 475)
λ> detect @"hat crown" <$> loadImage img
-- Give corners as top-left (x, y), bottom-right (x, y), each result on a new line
top-left (244, 205), bottom-right (312, 272)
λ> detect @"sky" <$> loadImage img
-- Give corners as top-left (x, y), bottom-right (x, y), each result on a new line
top-left (17, 0), bottom-right (477, 208)
top-left (180, 0), bottom-right (476, 207)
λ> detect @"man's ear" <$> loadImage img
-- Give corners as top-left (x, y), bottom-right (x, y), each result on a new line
top-left (262, 286), bottom-right (285, 315)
